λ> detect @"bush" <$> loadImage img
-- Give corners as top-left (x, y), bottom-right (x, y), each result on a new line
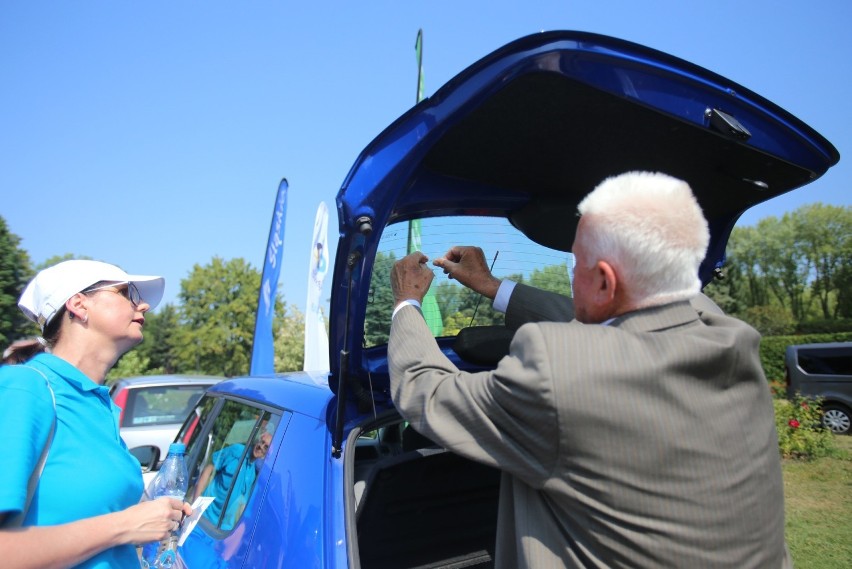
top-left (797, 318), bottom-right (852, 334)
top-left (774, 394), bottom-right (835, 460)
top-left (743, 305), bottom-right (796, 336)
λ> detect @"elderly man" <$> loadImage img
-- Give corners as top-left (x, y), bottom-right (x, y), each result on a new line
top-left (388, 171), bottom-right (789, 568)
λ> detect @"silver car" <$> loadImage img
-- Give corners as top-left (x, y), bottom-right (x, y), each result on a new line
top-left (109, 375), bottom-right (224, 461)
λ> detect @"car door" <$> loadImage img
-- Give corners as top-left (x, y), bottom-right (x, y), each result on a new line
top-left (176, 393), bottom-right (290, 568)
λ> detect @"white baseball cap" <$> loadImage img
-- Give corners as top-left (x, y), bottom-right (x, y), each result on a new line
top-left (19, 259), bottom-right (165, 330)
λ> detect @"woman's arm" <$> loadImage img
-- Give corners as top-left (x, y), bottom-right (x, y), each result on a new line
top-left (0, 497), bottom-right (190, 569)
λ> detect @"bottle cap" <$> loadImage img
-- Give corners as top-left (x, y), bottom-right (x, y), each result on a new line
top-left (168, 443), bottom-right (186, 455)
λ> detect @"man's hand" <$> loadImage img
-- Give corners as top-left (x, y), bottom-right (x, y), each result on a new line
top-left (391, 252), bottom-right (434, 307)
top-left (433, 246), bottom-right (501, 300)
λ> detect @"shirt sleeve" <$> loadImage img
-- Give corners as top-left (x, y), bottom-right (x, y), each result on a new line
top-left (0, 366), bottom-right (56, 517)
top-left (392, 299), bottom-right (422, 319)
top-left (492, 279), bottom-right (516, 313)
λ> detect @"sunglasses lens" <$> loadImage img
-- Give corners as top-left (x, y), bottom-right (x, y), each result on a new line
top-left (128, 283), bottom-right (142, 305)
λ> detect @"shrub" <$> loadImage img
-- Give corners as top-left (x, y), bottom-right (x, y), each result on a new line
top-left (743, 305), bottom-right (796, 336)
top-left (774, 394), bottom-right (835, 460)
top-left (797, 318), bottom-right (852, 334)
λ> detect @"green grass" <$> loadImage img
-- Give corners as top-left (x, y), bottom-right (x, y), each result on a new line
top-left (784, 435), bottom-right (852, 568)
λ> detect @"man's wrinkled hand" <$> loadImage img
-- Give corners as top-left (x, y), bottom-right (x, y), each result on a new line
top-left (391, 252), bottom-right (434, 306)
top-left (433, 245), bottom-right (501, 300)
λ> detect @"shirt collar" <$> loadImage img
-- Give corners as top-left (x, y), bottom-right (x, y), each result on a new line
top-left (30, 352), bottom-right (105, 393)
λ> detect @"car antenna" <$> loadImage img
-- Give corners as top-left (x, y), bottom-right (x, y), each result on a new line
top-left (468, 251), bottom-right (499, 327)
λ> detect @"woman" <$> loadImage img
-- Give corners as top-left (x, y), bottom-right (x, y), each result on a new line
top-left (0, 259), bottom-right (191, 569)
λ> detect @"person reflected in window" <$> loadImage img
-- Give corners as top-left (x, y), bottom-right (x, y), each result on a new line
top-left (194, 431), bottom-right (272, 530)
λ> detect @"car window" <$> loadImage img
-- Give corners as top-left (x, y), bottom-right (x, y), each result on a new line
top-left (177, 395), bottom-right (219, 464)
top-left (364, 215), bottom-right (575, 347)
top-left (797, 348), bottom-right (852, 376)
top-left (122, 384), bottom-right (210, 427)
top-left (184, 398), bottom-right (282, 532)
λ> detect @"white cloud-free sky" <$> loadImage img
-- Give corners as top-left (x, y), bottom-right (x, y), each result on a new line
top-left (3, 1), bottom-right (849, 313)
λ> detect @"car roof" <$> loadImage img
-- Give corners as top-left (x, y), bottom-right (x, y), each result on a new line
top-left (110, 374), bottom-right (224, 390)
top-left (327, 30), bottom-right (839, 398)
top-left (206, 372), bottom-right (336, 421)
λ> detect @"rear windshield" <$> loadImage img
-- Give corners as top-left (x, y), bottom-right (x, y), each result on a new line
top-left (122, 384), bottom-right (210, 427)
top-left (364, 215), bottom-right (573, 348)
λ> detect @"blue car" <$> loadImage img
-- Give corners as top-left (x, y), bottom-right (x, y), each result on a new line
top-left (175, 31), bottom-right (838, 568)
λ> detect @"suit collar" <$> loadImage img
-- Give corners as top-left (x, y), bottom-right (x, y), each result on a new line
top-left (609, 300), bottom-right (700, 333)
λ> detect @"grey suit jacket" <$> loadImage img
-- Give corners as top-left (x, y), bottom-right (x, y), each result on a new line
top-left (389, 291), bottom-right (789, 568)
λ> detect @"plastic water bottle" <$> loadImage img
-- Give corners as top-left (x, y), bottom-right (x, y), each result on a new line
top-left (141, 443), bottom-right (188, 569)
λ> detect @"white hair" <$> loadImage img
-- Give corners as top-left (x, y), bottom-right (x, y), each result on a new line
top-left (576, 171), bottom-right (710, 308)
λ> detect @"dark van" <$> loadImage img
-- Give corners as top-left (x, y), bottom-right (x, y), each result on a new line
top-left (785, 342), bottom-right (852, 434)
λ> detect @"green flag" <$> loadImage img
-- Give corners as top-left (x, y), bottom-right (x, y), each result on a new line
top-left (415, 29), bottom-right (425, 103)
top-left (408, 219), bottom-right (444, 336)
top-left (408, 30), bottom-right (441, 334)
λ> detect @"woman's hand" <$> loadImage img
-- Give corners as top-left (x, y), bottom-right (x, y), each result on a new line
top-left (118, 497), bottom-right (192, 545)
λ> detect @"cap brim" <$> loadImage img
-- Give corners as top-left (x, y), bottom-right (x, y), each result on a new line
top-left (128, 276), bottom-right (165, 311)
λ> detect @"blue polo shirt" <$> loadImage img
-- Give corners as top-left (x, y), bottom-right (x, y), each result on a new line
top-left (201, 443), bottom-right (259, 530)
top-left (0, 353), bottom-right (143, 568)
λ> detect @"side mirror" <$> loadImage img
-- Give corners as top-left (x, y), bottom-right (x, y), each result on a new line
top-left (130, 445), bottom-right (161, 472)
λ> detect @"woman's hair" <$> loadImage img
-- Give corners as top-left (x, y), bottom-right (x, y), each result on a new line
top-left (41, 306), bottom-right (66, 348)
top-left (577, 171), bottom-right (710, 308)
top-left (39, 281), bottom-right (108, 348)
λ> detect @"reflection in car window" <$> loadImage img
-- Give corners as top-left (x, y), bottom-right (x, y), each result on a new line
top-left (184, 399), bottom-right (280, 531)
top-left (178, 396), bottom-right (219, 477)
top-left (365, 215), bottom-right (574, 347)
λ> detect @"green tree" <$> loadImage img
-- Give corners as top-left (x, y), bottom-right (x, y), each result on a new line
top-left (0, 217), bottom-right (35, 346)
top-left (174, 257), bottom-right (260, 377)
top-left (727, 226), bottom-right (770, 308)
top-left (836, 262), bottom-right (852, 319)
top-left (364, 251), bottom-right (395, 346)
top-left (742, 305), bottom-right (796, 336)
top-left (755, 216), bottom-right (810, 321)
top-left (793, 203), bottom-right (852, 319)
top-left (702, 264), bottom-right (746, 316)
top-left (106, 350), bottom-right (159, 384)
top-left (36, 253), bottom-right (82, 271)
top-left (137, 303), bottom-right (181, 374)
top-left (529, 263), bottom-right (572, 296)
top-left (273, 304), bottom-right (305, 372)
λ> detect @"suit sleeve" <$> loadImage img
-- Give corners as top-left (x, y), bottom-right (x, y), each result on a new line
top-left (505, 282), bottom-right (575, 330)
top-left (389, 305), bottom-right (560, 488)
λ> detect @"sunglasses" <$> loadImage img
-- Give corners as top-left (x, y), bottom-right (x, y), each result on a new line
top-left (83, 282), bottom-right (143, 307)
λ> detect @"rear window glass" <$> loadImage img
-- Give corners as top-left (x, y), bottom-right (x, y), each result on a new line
top-left (364, 215), bottom-right (573, 348)
top-left (123, 384), bottom-right (210, 427)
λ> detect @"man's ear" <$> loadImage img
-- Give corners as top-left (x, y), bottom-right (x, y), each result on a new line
top-left (594, 260), bottom-right (619, 309)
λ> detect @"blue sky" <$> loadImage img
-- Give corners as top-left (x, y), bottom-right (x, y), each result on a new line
top-left (2, 1), bottom-right (849, 314)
